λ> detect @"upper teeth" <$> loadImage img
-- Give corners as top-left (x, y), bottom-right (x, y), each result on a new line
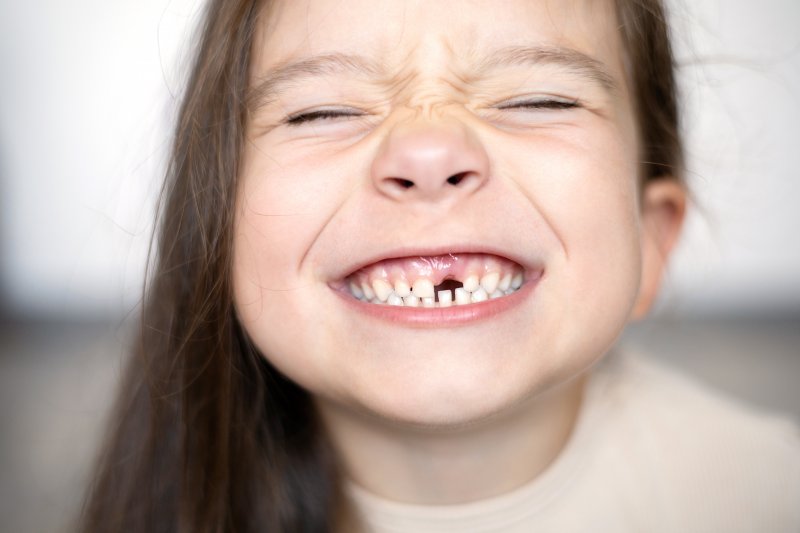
top-left (463, 274), bottom-right (480, 292)
top-left (372, 279), bottom-right (393, 302)
top-left (480, 272), bottom-right (500, 294)
top-left (343, 254), bottom-right (527, 308)
top-left (412, 278), bottom-right (435, 299)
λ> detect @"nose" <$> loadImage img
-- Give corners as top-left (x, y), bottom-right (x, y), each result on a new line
top-left (370, 118), bottom-right (489, 203)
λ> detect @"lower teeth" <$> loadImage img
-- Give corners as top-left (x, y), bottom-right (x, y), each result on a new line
top-left (350, 284), bottom-right (521, 307)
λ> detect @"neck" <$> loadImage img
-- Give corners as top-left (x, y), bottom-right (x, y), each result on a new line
top-left (316, 376), bottom-right (585, 505)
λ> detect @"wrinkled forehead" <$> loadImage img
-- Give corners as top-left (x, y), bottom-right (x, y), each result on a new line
top-left (250, 0), bottom-right (627, 89)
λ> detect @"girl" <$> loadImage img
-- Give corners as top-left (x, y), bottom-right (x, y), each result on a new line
top-left (81, 1), bottom-right (799, 531)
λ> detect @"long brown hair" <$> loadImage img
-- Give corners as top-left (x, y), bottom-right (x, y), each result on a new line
top-left (79, 1), bottom-right (682, 531)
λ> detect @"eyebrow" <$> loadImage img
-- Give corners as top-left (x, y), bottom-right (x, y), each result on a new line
top-left (474, 44), bottom-right (618, 93)
top-left (246, 44), bottom-right (618, 112)
top-left (246, 53), bottom-right (381, 112)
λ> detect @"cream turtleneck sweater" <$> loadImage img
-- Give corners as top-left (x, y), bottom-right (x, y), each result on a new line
top-left (347, 351), bottom-right (800, 533)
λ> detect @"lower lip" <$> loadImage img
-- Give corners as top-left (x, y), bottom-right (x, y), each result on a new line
top-left (331, 278), bottom-right (540, 328)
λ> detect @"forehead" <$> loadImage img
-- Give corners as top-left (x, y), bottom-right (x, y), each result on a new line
top-left (252, 0), bottom-right (626, 84)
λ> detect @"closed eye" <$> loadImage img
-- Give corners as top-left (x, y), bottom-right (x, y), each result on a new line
top-left (495, 97), bottom-right (581, 111)
top-left (285, 108), bottom-right (365, 126)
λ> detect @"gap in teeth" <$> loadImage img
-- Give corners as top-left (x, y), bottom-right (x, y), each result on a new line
top-left (344, 254), bottom-right (527, 307)
top-left (433, 278), bottom-right (463, 302)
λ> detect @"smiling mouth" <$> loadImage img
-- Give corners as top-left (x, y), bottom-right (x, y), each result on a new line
top-left (340, 253), bottom-right (530, 308)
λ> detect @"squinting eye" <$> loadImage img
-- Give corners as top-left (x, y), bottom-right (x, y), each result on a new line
top-left (284, 108), bottom-right (365, 126)
top-left (495, 97), bottom-right (581, 111)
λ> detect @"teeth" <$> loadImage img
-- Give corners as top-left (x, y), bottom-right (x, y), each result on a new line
top-left (349, 281), bottom-right (364, 300)
top-left (413, 279), bottom-right (435, 298)
top-left (348, 265), bottom-right (528, 308)
top-left (372, 279), bottom-right (394, 302)
top-left (387, 293), bottom-right (404, 306)
top-left (437, 290), bottom-right (452, 307)
top-left (498, 273), bottom-right (512, 292)
top-left (362, 282), bottom-right (375, 301)
top-left (463, 274), bottom-right (480, 293)
top-left (454, 287), bottom-right (471, 305)
top-left (394, 279), bottom-right (411, 297)
top-left (350, 278), bottom-right (523, 306)
top-left (471, 287), bottom-right (489, 303)
top-left (480, 272), bottom-right (500, 294)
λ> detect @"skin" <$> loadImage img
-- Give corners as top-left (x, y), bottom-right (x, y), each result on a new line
top-left (233, 0), bottom-right (685, 506)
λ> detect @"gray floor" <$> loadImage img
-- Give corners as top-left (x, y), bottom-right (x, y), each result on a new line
top-left (1, 321), bottom-right (129, 533)
top-left (1, 316), bottom-right (799, 533)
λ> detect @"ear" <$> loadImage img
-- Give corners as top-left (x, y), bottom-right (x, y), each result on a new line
top-left (631, 179), bottom-right (687, 320)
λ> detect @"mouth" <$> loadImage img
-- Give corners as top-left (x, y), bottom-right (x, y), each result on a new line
top-left (336, 253), bottom-right (536, 308)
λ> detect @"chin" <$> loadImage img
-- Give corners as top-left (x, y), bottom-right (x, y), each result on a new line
top-left (324, 333), bottom-right (582, 429)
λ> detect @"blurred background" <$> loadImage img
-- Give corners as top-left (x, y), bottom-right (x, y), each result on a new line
top-left (0, 1), bottom-right (798, 531)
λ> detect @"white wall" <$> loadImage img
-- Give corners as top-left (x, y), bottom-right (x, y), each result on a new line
top-left (664, 0), bottom-right (800, 315)
top-left (0, 0), bottom-right (202, 318)
top-left (0, 0), bottom-right (798, 319)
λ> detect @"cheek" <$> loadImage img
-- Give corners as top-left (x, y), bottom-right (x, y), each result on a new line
top-left (563, 173), bottom-right (642, 328)
top-left (233, 169), bottom-right (317, 295)
top-left (498, 122), bottom-right (642, 352)
top-left (231, 147), bottom-right (350, 388)
top-left (233, 141), bottom-right (353, 285)
top-left (552, 134), bottom-right (642, 343)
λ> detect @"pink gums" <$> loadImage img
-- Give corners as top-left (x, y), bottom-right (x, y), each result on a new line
top-left (348, 253), bottom-right (521, 286)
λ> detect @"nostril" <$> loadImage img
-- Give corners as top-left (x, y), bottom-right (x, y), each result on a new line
top-left (446, 172), bottom-right (468, 186)
top-left (388, 178), bottom-right (415, 189)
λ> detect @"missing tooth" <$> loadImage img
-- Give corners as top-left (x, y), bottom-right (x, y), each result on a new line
top-left (433, 279), bottom-right (463, 301)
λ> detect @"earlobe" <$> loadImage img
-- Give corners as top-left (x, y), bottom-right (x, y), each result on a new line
top-left (631, 178), bottom-right (687, 320)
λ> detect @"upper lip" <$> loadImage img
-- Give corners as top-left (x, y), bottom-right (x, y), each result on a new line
top-left (329, 242), bottom-right (541, 281)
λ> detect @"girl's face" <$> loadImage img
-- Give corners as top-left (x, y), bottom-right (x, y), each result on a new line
top-left (234, 0), bottom-right (678, 425)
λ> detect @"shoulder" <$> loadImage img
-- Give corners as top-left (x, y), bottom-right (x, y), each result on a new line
top-left (587, 349), bottom-right (800, 532)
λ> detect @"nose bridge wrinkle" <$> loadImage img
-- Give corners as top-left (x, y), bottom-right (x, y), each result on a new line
top-left (370, 115), bottom-right (490, 203)
top-left (406, 92), bottom-right (456, 119)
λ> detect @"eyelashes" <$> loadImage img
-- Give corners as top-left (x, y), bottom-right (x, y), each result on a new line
top-left (282, 97), bottom-right (581, 126)
top-left (285, 108), bottom-right (365, 126)
top-left (494, 97), bottom-right (581, 111)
